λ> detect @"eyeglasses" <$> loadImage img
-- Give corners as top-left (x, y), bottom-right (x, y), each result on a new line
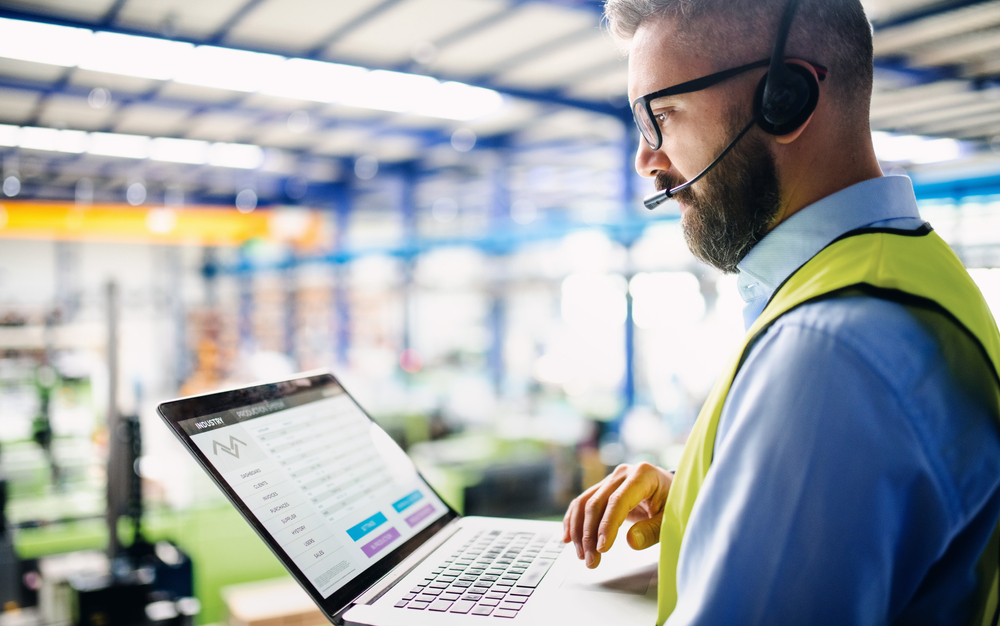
top-left (631, 58), bottom-right (828, 150)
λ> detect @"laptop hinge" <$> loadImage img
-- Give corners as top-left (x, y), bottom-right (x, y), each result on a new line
top-left (334, 518), bottom-right (464, 622)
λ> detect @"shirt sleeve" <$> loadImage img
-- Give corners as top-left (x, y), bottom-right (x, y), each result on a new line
top-left (667, 298), bottom-right (1000, 626)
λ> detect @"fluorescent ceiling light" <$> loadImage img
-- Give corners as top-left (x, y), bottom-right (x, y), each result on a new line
top-left (0, 18), bottom-right (91, 67)
top-left (88, 132), bottom-right (151, 159)
top-left (19, 127), bottom-right (87, 153)
top-left (260, 58), bottom-right (368, 103)
top-left (150, 137), bottom-right (209, 164)
top-left (0, 124), bottom-right (264, 168)
top-left (208, 142), bottom-right (264, 169)
top-left (81, 32), bottom-right (193, 81)
top-left (0, 17), bottom-right (505, 122)
top-left (342, 70), bottom-right (440, 113)
top-left (173, 45), bottom-right (285, 93)
top-left (416, 81), bottom-right (505, 121)
top-left (872, 131), bottom-right (964, 165)
top-left (0, 124), bottom-right (19, 146)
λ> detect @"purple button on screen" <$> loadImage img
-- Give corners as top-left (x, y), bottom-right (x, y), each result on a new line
top-left (405, 503), bottom-right (435, 527)
top-left (361, 527), bottom-right (401, 558)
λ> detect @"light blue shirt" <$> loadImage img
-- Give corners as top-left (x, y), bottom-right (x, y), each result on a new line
top-left (669, 176), bottom-right (1000, 625)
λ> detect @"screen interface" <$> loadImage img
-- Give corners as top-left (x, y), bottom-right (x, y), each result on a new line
top-left (178, 382), bottom-right (448, 599)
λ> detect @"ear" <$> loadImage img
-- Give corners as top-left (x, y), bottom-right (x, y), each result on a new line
top-left (774, 60), bottom-right (820, 145)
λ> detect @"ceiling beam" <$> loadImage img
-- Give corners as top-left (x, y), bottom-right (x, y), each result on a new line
top-left (207, 0), bottom-right (271, 45)
top-left (98, 0), bottom-right (129, 28)
top-left (306, 0), bottom-right (409, 58)
top-left (871, 0), bottom-right (999, 30)
top-left (433, 6), bottom-right (518, 50)
top-left (476, 25), bottom-right (599, 81)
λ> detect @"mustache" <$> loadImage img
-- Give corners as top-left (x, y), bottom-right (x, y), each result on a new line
top-left (654, 171), bottom-right (680, 192)
top-left (654, 171), bottom-right (694, 202)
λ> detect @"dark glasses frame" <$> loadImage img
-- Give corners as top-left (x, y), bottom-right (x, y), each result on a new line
top-left (631, 58), bottom-right (828, 150)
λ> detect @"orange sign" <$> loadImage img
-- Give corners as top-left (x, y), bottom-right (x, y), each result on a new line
top-left (0, 202), bottom-right (323, 247)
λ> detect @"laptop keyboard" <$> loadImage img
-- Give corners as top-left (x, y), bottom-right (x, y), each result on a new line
top-left (393, 529), bottom-right (564, 618)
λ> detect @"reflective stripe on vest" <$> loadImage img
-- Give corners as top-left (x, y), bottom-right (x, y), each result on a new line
top-left (656, 227), bottom-right (1000, 625)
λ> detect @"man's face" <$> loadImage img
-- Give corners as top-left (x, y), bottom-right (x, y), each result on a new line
top-left (628, 17), bottom-right (781, 274)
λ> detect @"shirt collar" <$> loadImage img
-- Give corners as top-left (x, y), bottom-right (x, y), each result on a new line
top-left (735, 176), bottom-right (922, 329)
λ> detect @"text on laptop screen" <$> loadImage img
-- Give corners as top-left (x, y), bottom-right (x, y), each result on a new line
top-left (177, 383), bottom-right (447, 599)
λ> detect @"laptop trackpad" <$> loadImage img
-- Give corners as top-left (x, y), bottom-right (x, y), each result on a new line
top-left (559, 543), bottom-right (658, 595)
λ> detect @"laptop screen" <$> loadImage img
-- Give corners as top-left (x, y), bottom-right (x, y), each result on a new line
top-left (158, 372), bottom-right (457, 618)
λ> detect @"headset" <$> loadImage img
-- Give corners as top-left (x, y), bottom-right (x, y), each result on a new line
top-left (642, 0), bottom-right (820, 210)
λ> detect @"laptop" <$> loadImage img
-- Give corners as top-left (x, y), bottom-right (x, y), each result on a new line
top-left (157, 370), bottom-right (658, 625)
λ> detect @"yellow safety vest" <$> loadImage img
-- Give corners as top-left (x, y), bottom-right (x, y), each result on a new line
top-left (656, 226), bottom-right (1000, 625)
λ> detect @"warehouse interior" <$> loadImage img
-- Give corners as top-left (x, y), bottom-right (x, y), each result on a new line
top-left (0, 0), bottom-right (999, 623)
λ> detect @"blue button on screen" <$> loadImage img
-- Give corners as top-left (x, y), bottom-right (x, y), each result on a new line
top-left (392, 490), bottom-right (424, 513)
top-left (347, 512), bottom-right (388, 541)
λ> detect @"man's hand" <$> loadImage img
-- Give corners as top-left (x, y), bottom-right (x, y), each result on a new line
top-left (562, 462), bottom-right (673, 569)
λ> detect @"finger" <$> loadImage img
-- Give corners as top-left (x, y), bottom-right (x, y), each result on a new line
top-left (626, 513), bottom-right (663, 550)
top-left (597, 464), bottom-right (661, 553)
top-left (567, 496), bottom-right (585, 559)
top-left (568, 480), bottom-right (604, 558)
top-left (581, 468), bottom-right (630, 558)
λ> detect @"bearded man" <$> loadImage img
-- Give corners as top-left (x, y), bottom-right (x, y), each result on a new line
top-left (563, 1), bottom-right (1000, 624)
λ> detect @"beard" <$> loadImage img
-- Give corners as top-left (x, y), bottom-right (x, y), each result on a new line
top-left (656, 119), bottom-right (781, 274)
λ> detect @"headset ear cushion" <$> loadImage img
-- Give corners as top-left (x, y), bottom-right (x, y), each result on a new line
top-left (754, 63), bottom-right (819, 136)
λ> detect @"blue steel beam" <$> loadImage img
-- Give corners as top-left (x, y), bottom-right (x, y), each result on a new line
top-left (871, 0), bottom-right (998, 30)
top-left (475, 25), bottom-right (601, 83)
top-left (307, 0), bottom-right (409, 58)
top-left (207, 0), bottom-right (271, 45)
top-left (98, 0), bottom-right (129, 28)
top-left (433, 5), bottom-right (516, 50)
top-left (332, 181), bottom-right (353, 365)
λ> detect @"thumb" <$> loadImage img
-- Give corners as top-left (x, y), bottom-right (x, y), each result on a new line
top-left (627, 514), bottom-right (663, 550)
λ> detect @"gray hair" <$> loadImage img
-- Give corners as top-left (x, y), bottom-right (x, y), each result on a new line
top-left (604, 0), bottom-right (874, 126)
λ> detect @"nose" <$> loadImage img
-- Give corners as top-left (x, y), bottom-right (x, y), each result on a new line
top-left (635, 137), bottom-right (670, 179)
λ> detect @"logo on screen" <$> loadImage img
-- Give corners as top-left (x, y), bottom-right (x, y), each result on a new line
top-left (212, 436), bottom-right (248, 458)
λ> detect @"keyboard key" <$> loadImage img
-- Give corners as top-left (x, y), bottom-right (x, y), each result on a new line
top-left (441, 592), bottom-right (461, 601)
top-left (485, 591), bottom-right (506, 600)
top-left (494, 608), bottom-right (519, 618)
top-left (410, 587), bottom-right (423, 595)
top-left (394, 600), bottom-right (408, 608)
top-left (402, 594), bottom-right (415, 601)
top-left (499, 602), bottom-right (524, 611)
top-left (462, 593), bottom-right (483, 601)
top-left (478, 598), bottom-right (499, 606)
top-left (452, 581), bottom-right (472, 588)
top-left (515, 558), bottom-right (555, 588)
top-left (504, 596), bottom-right (527, 604)
top-left (472, 605), bottom-right (494, 616)
top-left (429, 600), bottom-right (453, 612)
top-left (429, 582), bottom-right (449, 589)
top-left (507, 588), bottom-right (533, 597)
top-left (450, 600), bottom-right (476, 614)
top-left (407, 601), bottom-right (430, 610)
